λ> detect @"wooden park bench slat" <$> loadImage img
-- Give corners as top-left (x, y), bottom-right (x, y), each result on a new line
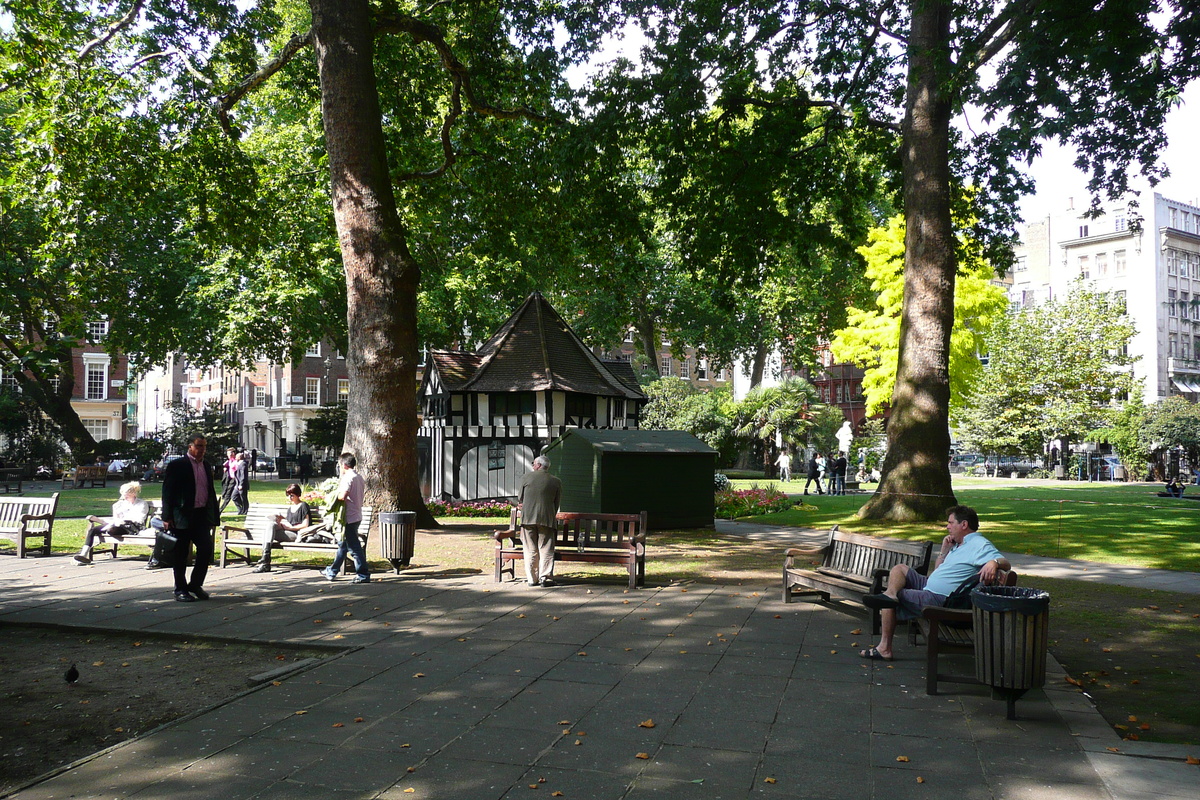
top-left (494, 509), bottom-right (648, 589)
top-left (0, 493), bottom-right (59, 558)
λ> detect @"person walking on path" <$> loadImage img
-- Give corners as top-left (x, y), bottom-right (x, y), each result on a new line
top-left (74, 481), bottom-right (150, 564)
top-left (233, 452), bottom-right (250, 514)
top-left (775, 450), bottom-right (791, 482)
top-left (832, 451), bottom-right (848, 495)
top-left (859, 505), bottom-right (1010, 660)
top-left (517, 455), bottom-right (562, 587)
top-left (218, 447), bottom-right (239, 513)
top-left (161, 434), bottom-right (219, 602)
top-left (803, 455), bottom-right (824, 495)
top-left (321, 452), bottom-right (370, 583)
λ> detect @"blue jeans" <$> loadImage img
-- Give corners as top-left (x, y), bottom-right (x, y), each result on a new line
top-left (329, 521), bottom-right (369, 579)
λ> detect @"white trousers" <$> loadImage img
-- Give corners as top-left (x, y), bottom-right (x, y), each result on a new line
top-left (520, 525), bottom-right (556, 584)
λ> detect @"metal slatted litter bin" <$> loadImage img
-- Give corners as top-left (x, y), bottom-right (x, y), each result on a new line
top-left (971, 585), bottom-right (1050, 720)
top-left (378, 511), bottom-right (416, 573)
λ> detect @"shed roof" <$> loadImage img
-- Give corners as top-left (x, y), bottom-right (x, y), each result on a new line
top-left (429, 292), bottom-right (645, 399)
top-left (551, 428), bottom-right (717, 454)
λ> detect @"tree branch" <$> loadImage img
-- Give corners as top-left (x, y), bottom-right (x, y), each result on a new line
top-left (76, 0), bottom-right (146, 63)
top-left (396, 74), bottom-right (464, 182)
top-left (957, 0), bottom-right (1044, 74)
top-left (216, 31), bottom-right (313, 138)
top-left (723, 92), bottom-right (901, 133)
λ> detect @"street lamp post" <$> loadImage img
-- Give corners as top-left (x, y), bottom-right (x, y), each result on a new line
top-left (153, 386), bottom-right (160, 435)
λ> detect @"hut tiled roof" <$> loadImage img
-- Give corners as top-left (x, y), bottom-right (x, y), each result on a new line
top-left (432, 292), bottom-right (645, 399)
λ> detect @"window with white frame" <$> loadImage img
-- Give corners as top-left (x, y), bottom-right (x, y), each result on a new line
top-left (1, 368), bottom-right (18, 393)
top-left (1167, 248), bottom-right (1178, 276)
top-left (1114, 290), bottom-right (1127, 313)
top-left (1170, 333), bottom-right (1178, 357)
top-left (1077, 255), bottom-right (1089, 278)
top-left (86, 320), bottom-right (109, 342)
top-left (1114, 249), bottom-right (1126, 275)
top-left (1170, 207), bottom-right (1179, 228)
top-left (1078, 224), bottom-right (1089, 238)
top-left (305, 343), bottom-right (321, 357)
top-left (1095, 252), bottom-right (1108, 278)
top-left (1183, 335), bottom-right (1192, 361)
top-left (697, 359), bottom-right (708, 380)
top-left (1169, 289), bottom-right (1178, 317)
top-left (85, 360), bottom-right (107, 400)
top-left (82, 418), bottom-right (110, 440)
top-left (338, 378), bottom-right (349, 402)
top-left (680, 359), bottom-right (690, 379)
top-left (1114, 211), bottom-right (1127, 232)
top-left (254, 386), bottom-right (265, 407)
top-left (624, 329), bottom-right (633, 343)
top-left (305, 377), bottom-right (320, 405)
top-left (660, 355), bottom-right (672, 376)
top-left (1183, 292), bottom-right (1191, 321)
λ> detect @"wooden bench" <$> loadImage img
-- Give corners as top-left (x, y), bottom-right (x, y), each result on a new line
top-left (0, 467), bottom-right (23, 494)
top-left (912, 570), bottom-right (1020, 695)
top-left (0, 493), bottom-right (59, 557)
top-left (61, 465), bottom-right (108, 489)
top-left (220, 503), bottom-right (374, 571)
top-left (493, 509), bottom-right (648, 589)
top-left (782, 526), bottom-right (933, 633)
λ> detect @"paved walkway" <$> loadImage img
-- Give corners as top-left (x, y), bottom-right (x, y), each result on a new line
top-left (0, 543), bottom-right (1196, 800)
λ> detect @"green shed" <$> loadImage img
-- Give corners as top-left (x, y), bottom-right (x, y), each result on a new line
top-left (542, 429), bottom-right (716, 529)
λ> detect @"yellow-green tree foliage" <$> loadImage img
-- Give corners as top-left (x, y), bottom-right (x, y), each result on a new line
top-left (830, 216), bottom-right (1008, 415)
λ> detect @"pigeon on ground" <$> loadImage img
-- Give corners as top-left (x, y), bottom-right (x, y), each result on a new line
top-left (64, 663), bottom-right (79, 684)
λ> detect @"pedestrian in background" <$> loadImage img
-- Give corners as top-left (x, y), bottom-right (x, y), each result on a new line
top-left (161, 434), bottom-right (219, 602)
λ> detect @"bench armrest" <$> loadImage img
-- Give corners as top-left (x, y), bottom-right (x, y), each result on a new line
top-left (20, 512), bottom-right (55, 523)
top-left (922, 605), bottom-right (972, 623)
top-left (222, 524), bottom-right (251, 537)
top-left (494, 528), bottom-right (519, 544)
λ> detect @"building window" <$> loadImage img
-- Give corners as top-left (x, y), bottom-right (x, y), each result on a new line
top-left (1114, 290), bottom-right (1127, 314)
top-left (305, 377), bottom-right (320, 405)
top-left (1114, 249), bottom-right (1126, 276)
top-left (565, 393), bottom-right (596, 427)
top-left (1114, 211), bottom-right (1127, 232)
top-left (660, 356), bottom-right (672, 376)
top-left (1170, 207), bottom-right (1179, 228)
top-left (1169, 289), bottom-right (1178, 317)
top-left (624, 329), bottom-right (633, 343)
top-left (337, 378), bottom-right (349, 402)
top-left (1077, 255), bottom-right (1089, 278)
top-left (1183, 292), bottom-right (1191, 321)
top-left (1014, 255), bottom-right (1027, 272)
top-left (489, 392), bottom-right (535, 425)
top-left (82, 418), bottom-right (110, 439)
top-left (1183, 335), bottom-right (1192, 361)
top-left (680, 359), bottom-right (690, 380)
top-left (87, 320), bottom-right (109, 342)
top-left (0, 369), bottom-right (18, 393)
top-left (611, 397), bottom-right (626, 426)
top-left (1167, 248), bottom-right (1178, 276)
top-left (1079, 224), bottom-right (1089, 238)
top-left (697, 360), bottom-right (708, 380)
top-left (85, 361), bottom-right (107, 400)
top-left (305, 343), bottom-right (321, 357)
top-left (1192, 252), bottom-right (1200, 279)
top-left (1170, 333), bottom-right (1178, 357)
top-left (254, 386), bottom-right (265, 407)
top-left (1095, 252), bottom-right (1108, 278)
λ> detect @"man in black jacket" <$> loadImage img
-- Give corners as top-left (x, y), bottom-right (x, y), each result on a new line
top-left (161, 434), bottom-right (219, 602)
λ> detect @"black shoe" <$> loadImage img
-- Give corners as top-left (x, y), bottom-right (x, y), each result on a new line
top-left (540, 577), bottom-right (556, 587)
top-left (252, 563), bottom-right (271, 573)
top-left (190, 587), bottom-right (210, 601)
top-left (174, 590), bottom-right (196, 603)
top-left (861, 593), bottom-right (900, 610)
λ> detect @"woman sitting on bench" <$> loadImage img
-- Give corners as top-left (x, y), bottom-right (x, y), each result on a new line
top-left (253, 483), bottom-right (312, 573)
top-left (74, 481), bottom-right (150, 565)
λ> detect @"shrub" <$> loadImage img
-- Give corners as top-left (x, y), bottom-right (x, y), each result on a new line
top-left (714, 485), bottom-right (794, 518)
top-left (713, 472), bottom-right (731, 491)
top-left (426, 498), bottom-right (515, 517)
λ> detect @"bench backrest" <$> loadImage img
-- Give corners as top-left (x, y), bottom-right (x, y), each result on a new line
top-left (507, 508), bottom-right (647, 550)
top-left (0, 493), bottom-right (59, 532)
top-left (232, 502), bottom-right (374, 539)
top-left (818, 529), bottom-right (932, 581)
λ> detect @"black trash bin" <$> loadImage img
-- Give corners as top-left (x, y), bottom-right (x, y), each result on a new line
top-left (971, 585), bottom-right (1051, 719)
top-left (378, 511), bottom-right (416, 573)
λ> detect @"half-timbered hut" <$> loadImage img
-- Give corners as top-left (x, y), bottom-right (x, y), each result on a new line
top-left (418, 293), bottom-right (647, 500)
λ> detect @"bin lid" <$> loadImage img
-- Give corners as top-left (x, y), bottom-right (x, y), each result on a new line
top-left (971, 585), bottom-right (1050, 614)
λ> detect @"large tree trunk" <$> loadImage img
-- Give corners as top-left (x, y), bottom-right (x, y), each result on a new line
top-left (310, 0), bottom-right (438, 533)
top-left (748, 339), bottom-right (769, 389)
top-left (859, 0), bottom-right (956, 521)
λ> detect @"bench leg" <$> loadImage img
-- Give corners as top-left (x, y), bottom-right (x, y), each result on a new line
top-left (628, 558), bottom-right (636, 590)
top-left (926, 621), bottom-right (941, 695)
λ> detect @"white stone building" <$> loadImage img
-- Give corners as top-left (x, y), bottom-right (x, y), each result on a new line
top-left (1012, 191), bottom-right (1200, 406)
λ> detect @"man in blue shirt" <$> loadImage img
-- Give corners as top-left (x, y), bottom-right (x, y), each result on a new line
top-left (859, 505), bottom-right (1010, 661)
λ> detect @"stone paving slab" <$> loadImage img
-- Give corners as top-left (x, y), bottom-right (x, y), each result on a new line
top-left (1, 553), bottom-right (1197, 799)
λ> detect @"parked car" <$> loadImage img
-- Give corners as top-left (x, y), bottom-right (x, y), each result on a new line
top-left (1097, 455), bottom-right (1123, 480)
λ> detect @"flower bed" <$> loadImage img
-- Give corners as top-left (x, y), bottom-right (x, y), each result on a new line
top-left (427, 498), bottom-right (514, 518)
top-left (714, 485), bottom-right (794, 518)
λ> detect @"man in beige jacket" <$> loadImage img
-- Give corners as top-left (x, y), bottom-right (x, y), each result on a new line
top-left (517, 455), bottom-right (562, 587)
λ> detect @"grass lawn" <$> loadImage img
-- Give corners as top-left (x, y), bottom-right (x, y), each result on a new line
top-left (732, 476), bottom-right (1200, 572)
top-left (4, 483), bottom-right (1198, 744)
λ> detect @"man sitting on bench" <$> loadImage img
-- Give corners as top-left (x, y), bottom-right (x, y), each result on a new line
top-left (253, 483), bottom-right (314, 573)
top-left (858, 505), bottom-right (1010, 661)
